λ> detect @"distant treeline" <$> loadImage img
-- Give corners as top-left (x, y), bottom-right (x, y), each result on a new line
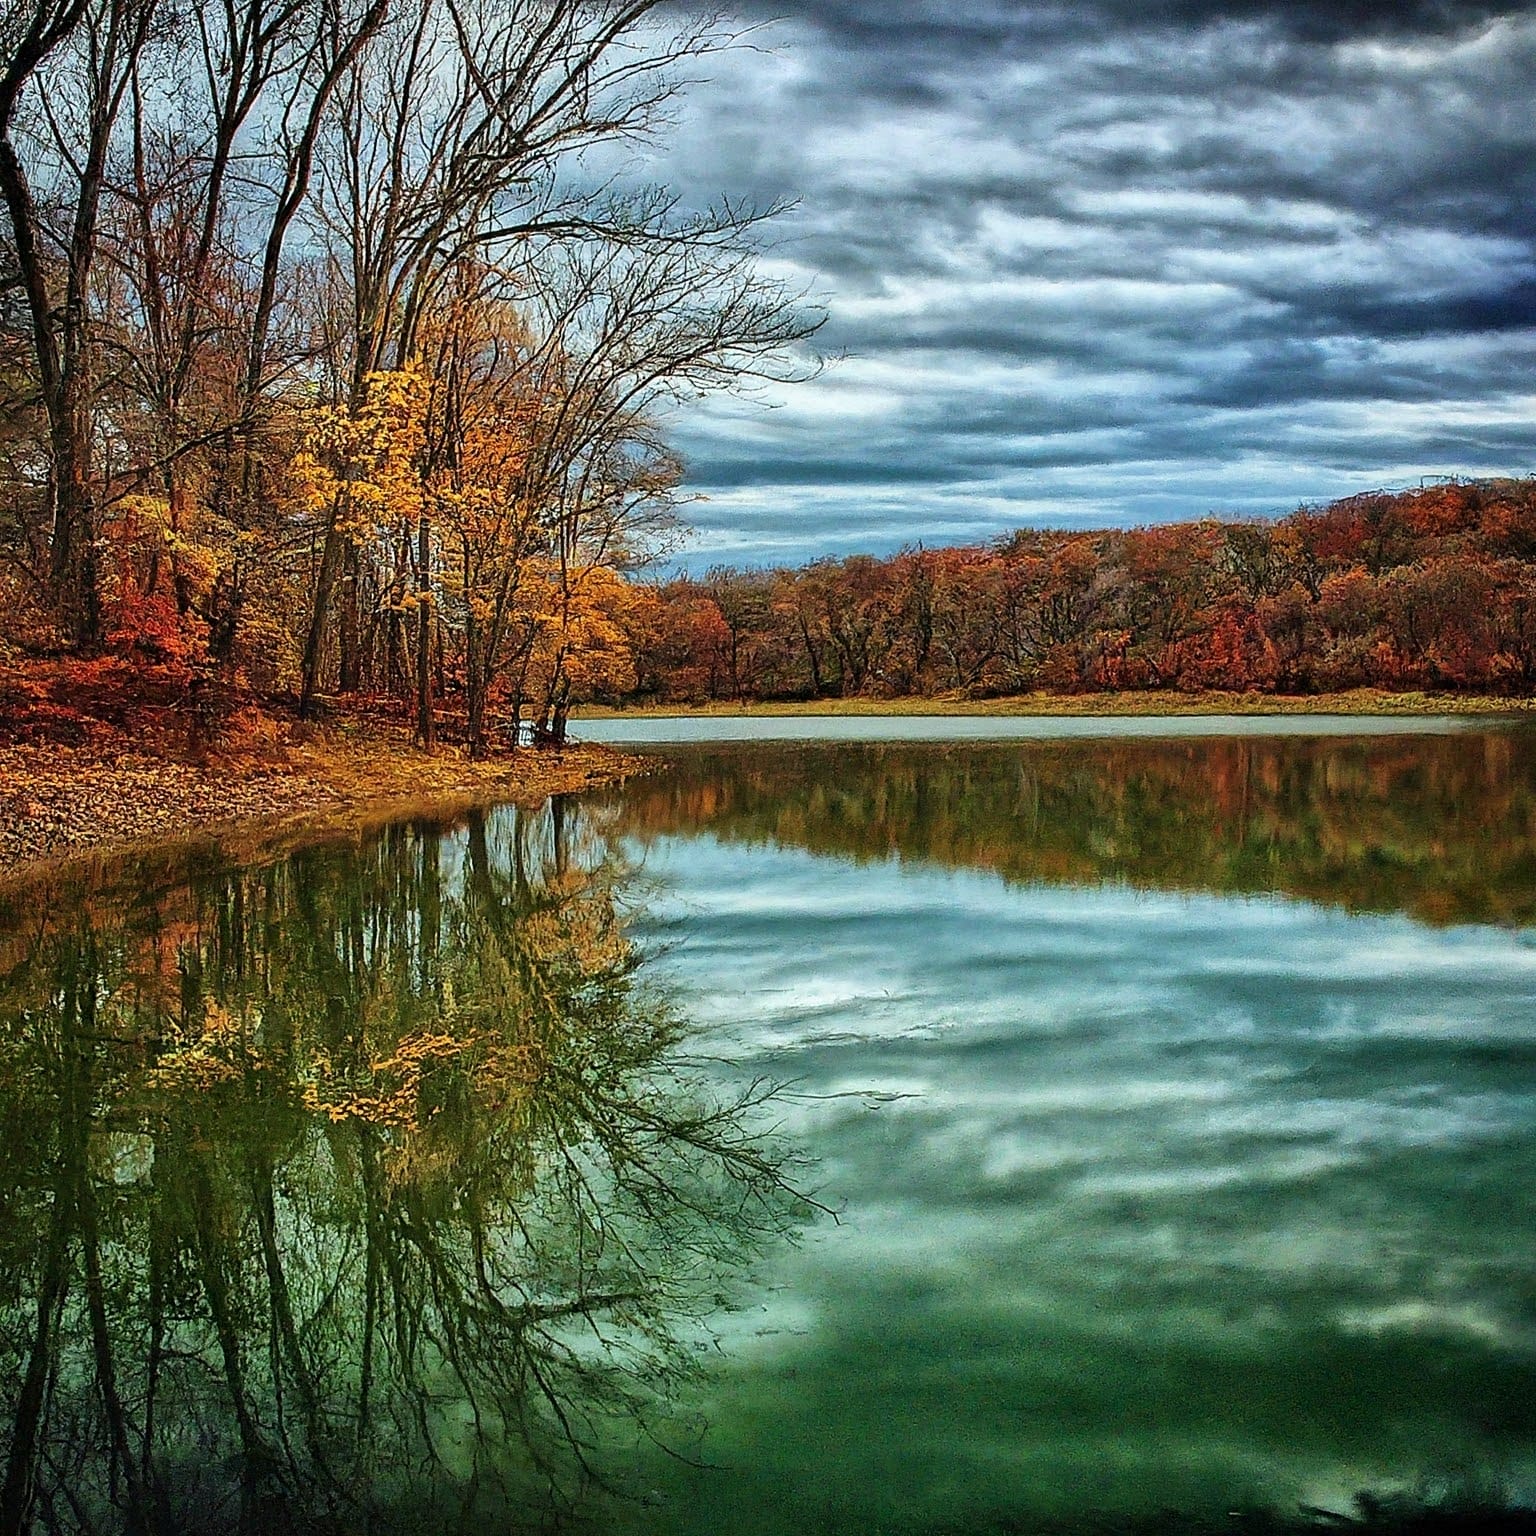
top-left (623, 478), bottom-right (1536, 702)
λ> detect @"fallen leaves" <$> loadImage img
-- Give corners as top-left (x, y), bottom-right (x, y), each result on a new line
top-left (0, 660), bottom-right (645, 878)
top-left (0, 745), bottom-right (336, 866)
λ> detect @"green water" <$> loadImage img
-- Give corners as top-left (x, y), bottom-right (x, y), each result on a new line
top-left (1, 725), bottom-right (1534, 1534)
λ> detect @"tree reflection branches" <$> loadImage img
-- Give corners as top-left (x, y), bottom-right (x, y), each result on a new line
top-left (0, 801), bottom-right (808, 1534)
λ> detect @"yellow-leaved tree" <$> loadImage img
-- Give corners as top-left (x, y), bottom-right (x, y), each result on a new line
top-left (524, 563), bottom-right (656, 741)
top-left (292, 368), bottom-right (429, 717)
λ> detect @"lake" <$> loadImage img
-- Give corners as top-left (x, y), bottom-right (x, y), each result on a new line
top-left (1, 719), bottom-right (1533, 1535)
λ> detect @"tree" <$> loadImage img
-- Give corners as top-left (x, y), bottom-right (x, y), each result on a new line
top-left (0, 0), bottom-right (156, 643)
top-left (0, 0), bottom-right (395, 649)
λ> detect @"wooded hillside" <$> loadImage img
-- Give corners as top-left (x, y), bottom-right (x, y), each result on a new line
top-left (631, 479), bottom-right (1536, 703)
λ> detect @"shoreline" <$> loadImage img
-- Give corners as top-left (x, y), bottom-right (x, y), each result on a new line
top-left (577, 688), bottom-right (1536, 720)
top-left (4, 682), bottom-right (1532, 889)
top-left (0, 732), bottom-right (647, 890)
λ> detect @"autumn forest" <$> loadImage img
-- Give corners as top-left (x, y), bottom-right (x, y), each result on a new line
top-left (632, 478), bottom-right (1536, 704)
top-left (4, 0), bottom-right (1536, 780)
top-left (0, 0), bottom-right (816, 750)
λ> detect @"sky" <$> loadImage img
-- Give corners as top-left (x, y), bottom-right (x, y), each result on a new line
top-left (642, 0), bottom-right (1536, 569)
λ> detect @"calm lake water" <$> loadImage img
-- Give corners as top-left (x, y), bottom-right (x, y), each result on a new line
top-left (573, 711), bottom-right (1481, 745)
top-left (1, 720), bottom-right (1534, 1534)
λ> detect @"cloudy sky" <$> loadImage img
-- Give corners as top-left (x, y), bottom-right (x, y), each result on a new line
top-left (642, 0), bottom-right (1536, 568)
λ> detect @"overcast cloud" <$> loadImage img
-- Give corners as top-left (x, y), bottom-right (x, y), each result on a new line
top-left (639, 1), bottom-right (1536, 567)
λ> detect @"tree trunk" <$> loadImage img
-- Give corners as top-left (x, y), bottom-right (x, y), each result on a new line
top-left (338, 542), bottom-right (360, 693)
top-left (299, 518), bottom-right (345, 718)
top-left (415, 511), bottom-right (434, 749)
top-left (48, 407), bottom-right (103, 648)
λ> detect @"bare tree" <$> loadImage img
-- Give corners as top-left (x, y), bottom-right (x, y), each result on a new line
top-left (1, 0), bottom-right (823, 740)
top-left (521, 221), bottom-right (820, 738)
top-left (0, 0), bottom-right (395, 646)
top-left (0, 0), bottom-right (159, 643)
top-left (293, 0), bottom-right (740, 720)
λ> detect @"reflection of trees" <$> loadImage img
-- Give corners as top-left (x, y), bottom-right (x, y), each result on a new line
top-left (0, 804), bottom-right (805, 1535)
top-left (604, 734), bottom-right (1536, 927)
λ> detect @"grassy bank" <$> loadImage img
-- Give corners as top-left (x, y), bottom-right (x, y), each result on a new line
top-left (578, 688), bottom-right (1536, 719)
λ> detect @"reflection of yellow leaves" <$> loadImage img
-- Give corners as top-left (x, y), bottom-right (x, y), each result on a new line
top-left (126, 859), bottom-right (640, 1205)
top-left (301, 1029), bottom-right (474, 1128)
top-left (147, 1052), bottom-right (242, 1091)
top-left (145, 999), bottom-right (257, 1093)
top-left (475, 1037), bottom-right (547, 1100)
top-left (522, 884), bottom-right (629, 977)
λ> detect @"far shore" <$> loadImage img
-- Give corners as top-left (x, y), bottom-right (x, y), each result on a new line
top-left (577, 688), bottom-right (1536, 719)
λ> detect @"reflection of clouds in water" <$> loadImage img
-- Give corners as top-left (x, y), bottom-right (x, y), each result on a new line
top-left (706, 1294), bottom-right (824, 1358)
top-left (1196, 1094), bottom-right (1531, 1149)
top-left (596, 738), bottom-right (1536, 1501)
top-left (620, 807), bottom-right (1536, 1525)
top-left (1337, 1302), bottom-right (1532, 1349)
top-left (981, 1135), bottom-right (1103, 1181)
top-left (1361, 1012), bottom-right (1536, 1041)
top-left (1072, 1148), bottom-right (1363, 1199)
top-left (1200, 930), bottom-right (1536, 982)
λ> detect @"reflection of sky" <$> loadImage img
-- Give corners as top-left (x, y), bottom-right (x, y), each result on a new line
top-left (617, 833), bottom-right (1536, 1533)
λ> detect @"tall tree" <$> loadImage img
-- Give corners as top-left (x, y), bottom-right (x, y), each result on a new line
top-left (0, 0), bottom-right (158, 643)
